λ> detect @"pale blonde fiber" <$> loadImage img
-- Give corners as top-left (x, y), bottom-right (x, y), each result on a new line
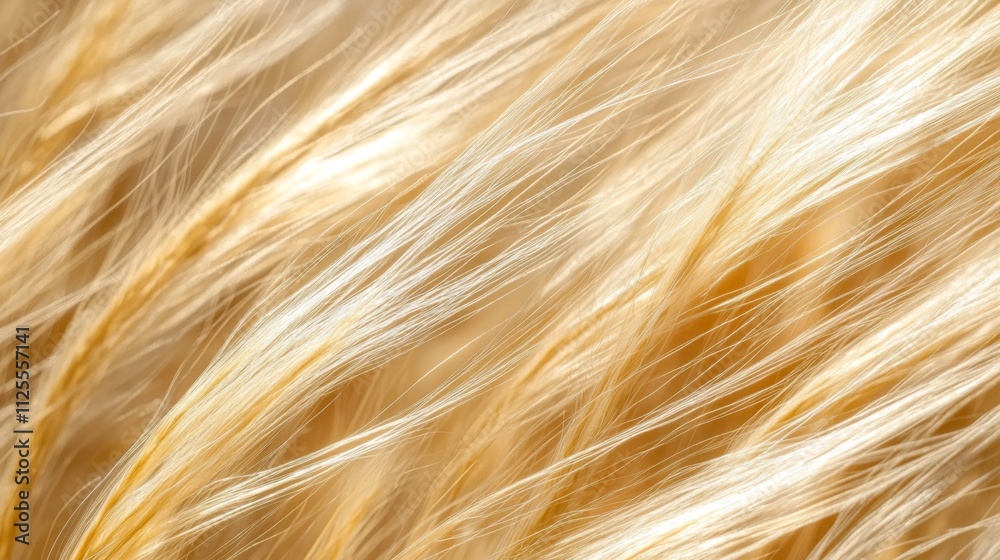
top-left (1, 0), bottom-right (999, 558)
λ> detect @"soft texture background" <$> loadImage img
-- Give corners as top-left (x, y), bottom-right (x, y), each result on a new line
top-left (1, 0), bottom-right (999, 558)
